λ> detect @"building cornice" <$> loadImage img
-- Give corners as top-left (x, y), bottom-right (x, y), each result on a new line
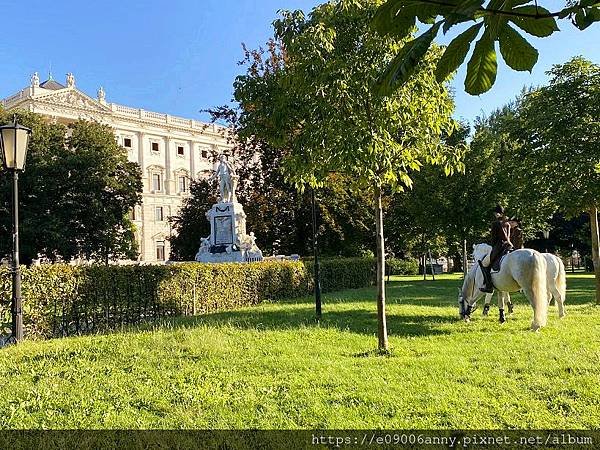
top-left (2, 84), bottom-right (234, 141)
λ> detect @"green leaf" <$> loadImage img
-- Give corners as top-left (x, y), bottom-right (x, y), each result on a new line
top-left (465, 33), bottom-right (497, 95)
top-left (415, 6), bottom-right (439, 25)
top-left (580, 0), bottom-right (600, 7)
top-left (373, 0), bottom-right (460, 35)
top-left (443, 0), bottom-right (483, 33)
top-left (376, 21), bottom-right (442, 95)
top-left (498, 24), bottom-right (538, 71)
top-left (372, 0), bottom-right (415, 38)
top-left (436, 23), bottom-right (483, 82)
top-left (509, 6), bottom-right (560, 37)
top-left (574, 7), bottom-right (600, 30)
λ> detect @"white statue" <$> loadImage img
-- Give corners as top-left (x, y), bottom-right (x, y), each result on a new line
top-left (97, 86), bottom-right (105, 102)
top-left (210, 155), bottom-right (237, 203)
top-left (30, 72), bottom-right (40, 88)
top-left (66, 72), bottom-right (75, 88)
top-left (194, 236), bottom-right (211, 260)
top-left (248, 232), bottom-right (256, 248)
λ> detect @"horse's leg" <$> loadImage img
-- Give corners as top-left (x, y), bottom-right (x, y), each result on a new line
top-left (498, 291), bottom-right (506, 324)
top-left (483, 292), bottom-right (493, 316)
top-left (506, 292), bottom-right (514, 315)
top-left (553, 278), bottom-right (566, 319)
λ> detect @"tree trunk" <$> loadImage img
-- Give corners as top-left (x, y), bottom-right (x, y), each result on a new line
top-left (375, 186), bottom-right (389, 352)
top-left (589, 207), bottom-right (600, 304)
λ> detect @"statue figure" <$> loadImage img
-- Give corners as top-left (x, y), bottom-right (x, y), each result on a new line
top-left (210, 155), bottom-right (236, 203)
top-left (66, 72), bottom-right (75, 88)
top-left (194, 236), bottom-right (211, 260)
top-left (97, 86), bottom-right (106, 102)
top-left (247, 232), bottom-right (257, 249)
top-left (31, 72), bottom-right (40, 88)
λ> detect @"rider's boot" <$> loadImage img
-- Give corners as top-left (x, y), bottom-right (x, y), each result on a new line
top-left (478, 260), bottom-right (494, 293)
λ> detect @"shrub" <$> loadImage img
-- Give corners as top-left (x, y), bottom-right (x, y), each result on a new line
top-left (0, 257), bottom-right (374, 339)
top-left (386, 257), bottom-right (419, 276)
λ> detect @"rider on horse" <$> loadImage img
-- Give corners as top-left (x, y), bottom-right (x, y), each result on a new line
top-left (508, 217), bottom-right (524, 249)
top-left (479, 205), bottom-right (514, 293)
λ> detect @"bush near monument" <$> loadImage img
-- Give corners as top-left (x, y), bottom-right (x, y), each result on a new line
top-left (0, 258), bottom-right (374, 339)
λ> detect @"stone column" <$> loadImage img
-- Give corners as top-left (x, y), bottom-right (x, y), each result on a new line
top-left (137, 132), bottom-right (145, 174)
top-left (189, 140), bottom-right (196, 180)
top-left (164, 136), bottom-right (171, 194)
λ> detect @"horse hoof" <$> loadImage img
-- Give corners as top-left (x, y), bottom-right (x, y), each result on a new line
top-left (464, 316), bottom-right (471, 323)
top-left (482, 305), bottom-right (490, 316)
top-left (507, 304), bottom-right (514, 314)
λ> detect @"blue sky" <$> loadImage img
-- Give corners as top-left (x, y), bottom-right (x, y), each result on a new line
top-left (0, 0), bottom-right (597, 125)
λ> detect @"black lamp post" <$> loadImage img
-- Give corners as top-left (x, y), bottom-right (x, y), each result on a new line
top-left (311, 188), bottom-right (322, 320)
top-left (0, 117), bottom-right (32, 344)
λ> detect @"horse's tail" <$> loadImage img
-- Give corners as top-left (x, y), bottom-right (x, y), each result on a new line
top-left (530, 253), bottom-right (548, 330)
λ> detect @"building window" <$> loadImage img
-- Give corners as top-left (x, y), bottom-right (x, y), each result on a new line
top-left (151, 141), bottom-right (159, 153)
top-left (179, 176), bottom-right (187, 193)
top-left (123, 137), bottom-right (132, 148)
top-left (156, 241), bottom-right (165, 261)
top-left (155, 207), bottom-right (164, 222)
top-left (131, 206), bottom-right (141, 221)
top-left (177, 145), bottom-right (185, 157)
top-left (201, 148), bottom-right (208, 159)
top-left (152, 173), bottom-right (161, 192)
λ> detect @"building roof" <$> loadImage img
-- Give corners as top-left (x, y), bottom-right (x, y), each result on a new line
top-left (39, 79), bottom-right (65, 90)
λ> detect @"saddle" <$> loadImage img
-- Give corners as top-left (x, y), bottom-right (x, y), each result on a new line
top-left (491, 255), bottom-right (505, 273)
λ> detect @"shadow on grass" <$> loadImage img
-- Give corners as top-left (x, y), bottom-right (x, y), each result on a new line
top-left (163, 304), bottom-right (454, 339)
top-left (103, 274), bottom-right (595, 341)
top-left (38, 274), bottom-right (594, 345)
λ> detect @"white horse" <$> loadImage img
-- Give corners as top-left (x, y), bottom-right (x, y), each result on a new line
top-left (459, 244), bottom-right (550, 331)
top-left (478, 248), bottom-right (566, 319)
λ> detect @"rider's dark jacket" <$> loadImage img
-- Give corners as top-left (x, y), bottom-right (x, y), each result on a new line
top-left (509, 223), bottom-right (524, 249)
top-left (489, 216), bottom-right (513, 270)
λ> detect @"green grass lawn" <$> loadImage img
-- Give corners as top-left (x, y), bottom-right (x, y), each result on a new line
top-left (0, 273), bottom-right (599, 429)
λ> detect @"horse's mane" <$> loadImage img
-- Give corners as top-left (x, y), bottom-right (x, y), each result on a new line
top-left (472, 243), bottom-right (492, 263)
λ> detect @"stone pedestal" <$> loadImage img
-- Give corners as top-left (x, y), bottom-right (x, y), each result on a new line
top-left (195, 201), bottom-right (263, 263)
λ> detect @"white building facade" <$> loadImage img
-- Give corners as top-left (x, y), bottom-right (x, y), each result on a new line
top-left (2, 72), bottom-right (233, 262)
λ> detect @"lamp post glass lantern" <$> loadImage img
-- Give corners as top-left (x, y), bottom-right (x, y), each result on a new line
top-left (542, 230), bottom-right (550, 253)
top-left (0, 117), bottom-right (32, 344)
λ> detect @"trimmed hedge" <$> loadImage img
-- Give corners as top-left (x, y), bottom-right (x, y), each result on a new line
top-left (0, 258), bottom-right (374, 339)
top-left (386, 257), bottom-right (419, 276)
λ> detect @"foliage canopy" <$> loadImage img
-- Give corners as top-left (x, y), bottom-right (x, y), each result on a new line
top-left (0, 111), bottom-right (142, 263)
